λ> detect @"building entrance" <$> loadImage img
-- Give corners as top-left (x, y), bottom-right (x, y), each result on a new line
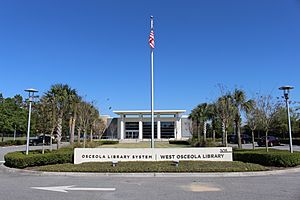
top-left (125, 122), bottom-right (139, 139)
top-left (125, 130), bottom-right (139, 139)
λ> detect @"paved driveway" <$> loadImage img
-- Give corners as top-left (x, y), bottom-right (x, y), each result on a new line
top-left (1, 144), bottom-right (300, 200)
top-left (228, 143), bottom-right (300, 151)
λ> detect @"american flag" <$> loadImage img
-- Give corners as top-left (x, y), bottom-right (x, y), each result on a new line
top-left (149, 30), bottom-right (155, 49)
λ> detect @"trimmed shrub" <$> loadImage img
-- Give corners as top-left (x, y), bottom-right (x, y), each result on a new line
top-left (0, 140), bottom-right (26, 146)
top-left (4, 149), bottom-right (73, 169)
top-left (98, 140), bottom-right (119, 145)
top-left (169, 140), bottom-right (190, 145)
top-left (37, 161), bottom-right (266, 173)
top-left (233, 149), bottom-right (300, 167)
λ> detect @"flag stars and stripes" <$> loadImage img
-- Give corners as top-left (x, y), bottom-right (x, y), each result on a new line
top-left (149, 30), bottom-right (155, 49)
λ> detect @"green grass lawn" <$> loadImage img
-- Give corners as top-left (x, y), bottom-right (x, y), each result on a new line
top-left (98, 141), bottom-right (190, 148)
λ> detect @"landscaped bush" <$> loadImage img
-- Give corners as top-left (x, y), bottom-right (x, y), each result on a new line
top-left (4, 149), bottom-right (73, 169)
top-left (36, 161), bottom-right (266, 173)
top-left (168, 140), bottom-right (190, 145)
top-left (4, 140), bottom-right (119, 168)
top-left (99, 140), bottom-right (119, 145)
top-left (0, 140), bottom-right (26, 146)
top-left (233, 149), bottom-right (300, 167)
top-left (280, 138), bottom-right (300, 146)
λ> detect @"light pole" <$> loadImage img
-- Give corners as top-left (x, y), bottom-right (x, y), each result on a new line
top-left (279, 86), bottom-right (294, 153)
top-left (25, 88), bottom-right (38, 155)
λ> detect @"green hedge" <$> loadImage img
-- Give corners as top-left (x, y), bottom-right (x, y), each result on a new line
top-left (169, 140), bottom-right (190, 145)
top-left (36, 161), bottom-right (265, 173)
top-left (280, 139), bottom-right (300, 145)
top-left (233, 149), bottom-right (300, 167)
top-left (0, 140), bottom-right (26, 146)
top-left (99, 140), bottom-right (119, 145)
top-left (4, 149), bottom-right (73, 169)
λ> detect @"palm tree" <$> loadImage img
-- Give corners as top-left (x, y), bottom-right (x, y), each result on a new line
top-left (207, 103), bottom-right (218, 142)
top-left (189, 103), bottom-right (210, 144)
top-left (189, 107), bottom-right (198, 140)
top-left (232, 89), bottom-right (254, 148)
top-left (68, 94), bottom-right (80, 145)
top-left (198, 103), bottom-right (210, 143)
top-left (41, 92), bottom-right (57, 151)
top-left (44, 84), bottom-right (75, 149)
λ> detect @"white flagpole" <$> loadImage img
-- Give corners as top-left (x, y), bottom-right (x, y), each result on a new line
top-left (150, 16), bottom-right (155, 148)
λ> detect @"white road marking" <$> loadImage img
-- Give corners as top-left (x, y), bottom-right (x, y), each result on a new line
top-left (31, 185), bottom-right (116, 193)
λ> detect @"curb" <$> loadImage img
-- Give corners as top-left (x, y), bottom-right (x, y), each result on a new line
top-left (1, 164), bottom-right (300, 178)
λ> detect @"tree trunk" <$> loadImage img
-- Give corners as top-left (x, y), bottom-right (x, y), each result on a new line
top-left (212, 129), bottom-right (216, 142)
top-left (70, 112), bottom-right (77, 145)
top-left (69, 117), bottom-right (73, 145)
top-left (77, 128), bottom-right (81, 145)
top-left (42, 132), bottom-right (45, 154)
top-left (222, 120), bottom-right (226, 146)
top-left (56, 116), bottom-right (63, 149)
top-left (225, 130), bottom-right (228, 147)
top-left (251, 130), bottom-right (255, 150)
top-left (197, 121), bottom-right (200, 142)
top-left (203, 121), bottom-right (207, 143)
top-left (83, 130), bottom-right (86, 148)
top-left (236, 120), bottom-right (242, 149)
top-left (90, 128), bottom-right (93, 142)
top-left (265, 130), bottom-right (269, 152)
top-left (50, 126), bottom-right (55, 152)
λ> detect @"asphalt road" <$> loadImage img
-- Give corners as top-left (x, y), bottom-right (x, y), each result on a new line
top-left (228, 143), bottom-right (300, 151)
top-left (0, 145), bottom-right (299, 200)
top-left (0, 143), bottom-right (68, 162)
top-left (0, 166), bottom-right (299, 200)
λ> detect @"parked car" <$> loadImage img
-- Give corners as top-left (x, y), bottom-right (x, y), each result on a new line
top-left (29, 135), bottom-right (52, 146)
top-left (257, 136), bottom-right (280, 147)
top-left (228, 134), bottom-right (252, 144)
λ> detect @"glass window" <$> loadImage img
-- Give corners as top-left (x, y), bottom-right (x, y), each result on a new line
top-left (161, 122), bottom-right (175, 138)
top-left (143, 122), bottom-right (157, 139)
top-left (125, 114), bottom-right (140, 118)
top-left (159, 114), bottom-right (176, 118)
top-left (125, 122), bottom-right (139, 130)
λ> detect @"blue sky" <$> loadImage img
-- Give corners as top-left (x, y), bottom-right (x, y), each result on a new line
top-left (0, 0), bottom-right (299, 116)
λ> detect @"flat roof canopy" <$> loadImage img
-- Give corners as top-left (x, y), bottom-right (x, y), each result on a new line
top-left (113, 110), bottom-right (186, 115)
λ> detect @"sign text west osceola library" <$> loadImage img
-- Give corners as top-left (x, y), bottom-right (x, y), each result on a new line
top-left (74, 148), bottom-right (233, 164)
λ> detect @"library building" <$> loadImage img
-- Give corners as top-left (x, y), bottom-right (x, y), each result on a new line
top-left (102, 110), bottom-right (192, 140)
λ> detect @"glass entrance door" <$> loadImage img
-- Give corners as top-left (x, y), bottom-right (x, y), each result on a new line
top-left (125, 130), bottom-right (139, 139)
top-left (125, 122), bottom-right (139, 139)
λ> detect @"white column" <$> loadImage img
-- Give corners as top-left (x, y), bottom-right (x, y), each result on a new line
top-left (139, 114), bottom-right (143, 140)
top-left (120, 115), bottom-right (125, 140)
top-left (175, 114), bottom-right (182, 140)
top-left (157, 114), bottom-right (161, 140)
